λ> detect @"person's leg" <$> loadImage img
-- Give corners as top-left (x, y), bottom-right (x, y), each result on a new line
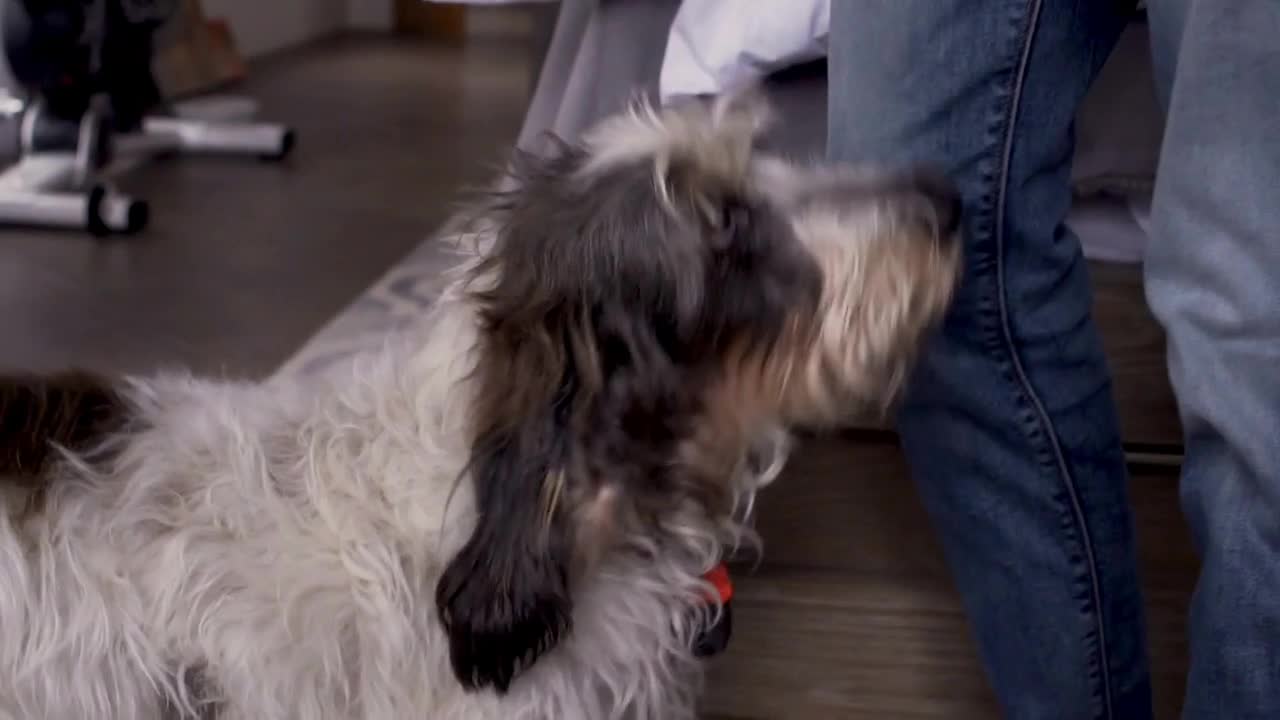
top-left (828, 2), bottom-right (1153, 718)
top-left (1142, 2), bottom-right (1280, 717)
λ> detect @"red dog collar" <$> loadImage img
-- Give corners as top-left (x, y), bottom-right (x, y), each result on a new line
top-left (703, 563), bottom-right (733, 603)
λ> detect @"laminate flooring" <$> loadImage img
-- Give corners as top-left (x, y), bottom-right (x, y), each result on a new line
top-left (0, 35), bottom-right (528, 379)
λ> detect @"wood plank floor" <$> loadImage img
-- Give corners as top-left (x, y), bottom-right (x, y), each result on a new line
top-left (0, 35), bottom-right (528, 379)
top-left (1089, 262), bottom-right (1180, 449)
top-left (700, 435), bottom-right (1194, 720)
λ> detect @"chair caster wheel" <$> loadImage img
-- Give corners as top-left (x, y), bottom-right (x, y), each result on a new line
top-left (123, 199), bottom-right (150, 234)
top-left (88, 186), bottom-right (149, 236)
top-left (259, 129), bottom-right (295, 162)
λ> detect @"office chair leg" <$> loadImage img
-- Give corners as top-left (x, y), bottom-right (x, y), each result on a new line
top-left (0, 184), bottom-right (146, 235)
top-left (142, 116), bottom-right (295, 161)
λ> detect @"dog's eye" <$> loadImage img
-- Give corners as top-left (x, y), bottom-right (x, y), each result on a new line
top-left (724, 203), bottom-right (749, 235)
top-left (711, 201), bottom-right (750, 251)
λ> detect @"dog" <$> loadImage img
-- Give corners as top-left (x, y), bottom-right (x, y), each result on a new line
top-left (0, 91), bottom-right (961, 720)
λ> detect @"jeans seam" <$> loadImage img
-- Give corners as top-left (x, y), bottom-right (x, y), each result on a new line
top-left (993, 1), bottom-right (1116, 718)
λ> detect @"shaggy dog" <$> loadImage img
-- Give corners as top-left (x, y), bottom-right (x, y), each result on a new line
top-left (0, 92), bottom-right (961, 720)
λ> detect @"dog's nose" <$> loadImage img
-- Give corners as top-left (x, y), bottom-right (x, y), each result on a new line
top-left (910, 169), bottom-right (963, 237)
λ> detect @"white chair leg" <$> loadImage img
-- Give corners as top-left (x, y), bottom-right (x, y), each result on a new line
top-left (0, 98), bottom-right (294, 236)
top-left (0, 185), bottom-right (146, 235)
top-left (141, 116), bottom-right (295, 160)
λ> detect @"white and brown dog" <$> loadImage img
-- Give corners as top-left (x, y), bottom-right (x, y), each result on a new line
top-left (0, 92), bottom-right (961, 720)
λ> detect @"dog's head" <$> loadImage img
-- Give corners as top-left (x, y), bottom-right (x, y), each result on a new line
top-left (436, 91), bottom-right (962, 693)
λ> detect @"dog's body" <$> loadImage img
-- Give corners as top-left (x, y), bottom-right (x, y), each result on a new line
top-left (0, 93), bottom-right (962, 719)
top-left (0, 306), bottom-right (710, 719)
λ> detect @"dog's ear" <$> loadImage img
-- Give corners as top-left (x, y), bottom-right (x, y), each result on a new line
top-left (434, 423), bottom-right (575, 694)
top-left (437, 140), bottom-right (716, 694)
top-left (436, 300), bottom-right (695, 694)
top-left (434, 292), bottom-right (581, 693)
top-left (437, 146), bottom-right (593, 692)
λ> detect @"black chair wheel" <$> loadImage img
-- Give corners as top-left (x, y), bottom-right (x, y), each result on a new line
top-left (259, 128), bottom-right (295, 162)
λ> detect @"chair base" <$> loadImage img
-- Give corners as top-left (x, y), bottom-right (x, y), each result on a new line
top-left (0, 98), bottom-right (294, 236)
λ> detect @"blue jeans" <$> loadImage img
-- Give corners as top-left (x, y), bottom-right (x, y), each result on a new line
top-left (827, 1), bottom-right (1280, 718)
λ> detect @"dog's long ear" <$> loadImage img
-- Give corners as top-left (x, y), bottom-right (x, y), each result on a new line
top-left (434, 425), bottom-right (575, 694)
top-left (436, 144), bottom-right (591, 694)
top-left (437, 297), bottom-right (696, 695)
top-left (436, 143), bottom-right (707, 694)
top-left (434, 297), bottom-right (582, 694)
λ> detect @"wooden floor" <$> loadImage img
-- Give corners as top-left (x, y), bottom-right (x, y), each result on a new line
top-left (0, 35), bottom-right (528, 379)
top-left (700, 435), bottom-right (1194, 719)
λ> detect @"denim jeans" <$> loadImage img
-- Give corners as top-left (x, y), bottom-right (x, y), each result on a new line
top-left (827, 1), bottom-right (1280, 718)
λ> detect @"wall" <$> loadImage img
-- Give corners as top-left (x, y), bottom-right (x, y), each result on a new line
top-left (200, 0), bottom-right (392, 58)
top-left (464, 4), bottom-right (535, 39)
top-left (347, 0), bottom-right (394, 30)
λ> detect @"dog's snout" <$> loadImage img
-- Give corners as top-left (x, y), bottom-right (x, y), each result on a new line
top-left (910, 169), bottom-right (963, 237)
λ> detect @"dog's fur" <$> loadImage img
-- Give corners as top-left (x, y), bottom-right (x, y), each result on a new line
top-left (0, 92), bottom-right (961, 720)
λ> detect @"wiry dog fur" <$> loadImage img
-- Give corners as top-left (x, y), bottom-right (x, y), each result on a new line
top-left (0, 92), bottom-right (961, 720)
